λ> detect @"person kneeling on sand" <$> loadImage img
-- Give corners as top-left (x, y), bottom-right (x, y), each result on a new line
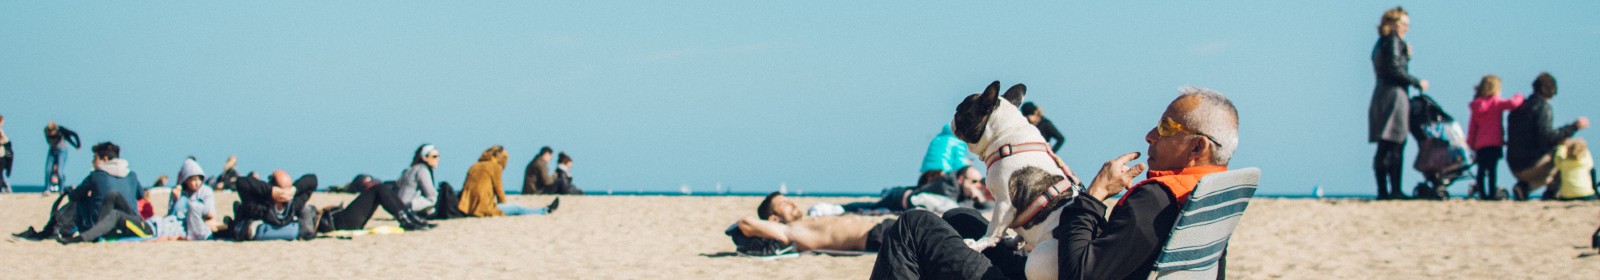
top-left (147, 158), bottom-right (225, 240)
top-left (458, 145), bottom-right (559, 217)
top-left (871, 87), bottom-right (1241, 279)
top-left (1507, 73), bottom-right (1589, 201)
top-left (228, 170), bottom-right (318, 241)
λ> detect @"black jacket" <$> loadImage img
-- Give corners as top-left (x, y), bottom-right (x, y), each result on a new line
top-left (1037, 117), bottom-right (1065, 153)
top-left (550, 169), bottom-right (583, 195)
top-left (233, 174), bottom-right (318, 227)
top-left (0, 141), bottom-right (12, 177)
top-left (1506, 95), bottom-right (1580, 170)
top-left (1055, 183), bottom-right (1221, 279)
top-left (47, 126), bottom-right (81, 149)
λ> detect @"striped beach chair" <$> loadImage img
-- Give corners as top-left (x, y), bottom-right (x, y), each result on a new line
top-left (1151, 168), bottom-right (1260, 279)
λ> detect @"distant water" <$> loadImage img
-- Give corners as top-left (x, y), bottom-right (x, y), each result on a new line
top-left (1, 184), bottom-right (1385, 199)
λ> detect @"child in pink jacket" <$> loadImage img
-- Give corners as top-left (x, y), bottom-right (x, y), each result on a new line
top-left (1467, 75), bottom-right (1524, 200)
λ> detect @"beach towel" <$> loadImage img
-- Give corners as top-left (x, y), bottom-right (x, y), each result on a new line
top-left (321, 225), bottom-right (406, 239)
top-left (722, 223), bottom-right (873, 260)
top-left (1151, 167), bottom-right (1259, 279)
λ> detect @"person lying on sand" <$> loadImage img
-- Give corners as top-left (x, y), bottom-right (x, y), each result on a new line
top-left (738, 192), bottom-right (898, 252)
top-left (228, 170), bottom-right (318, 241)
top-left (839, 166), bottom-right (990, 215)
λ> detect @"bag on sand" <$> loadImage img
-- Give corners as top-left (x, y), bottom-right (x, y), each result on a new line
top-left (725, 223), bottom-right (791, 256)
top-left (13, 191), bottom-right (78, 241)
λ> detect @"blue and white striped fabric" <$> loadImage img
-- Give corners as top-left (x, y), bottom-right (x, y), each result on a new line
top-left (1152, 168), bottom-right (1260, 280)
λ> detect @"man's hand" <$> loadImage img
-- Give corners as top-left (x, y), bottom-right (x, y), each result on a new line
top-left (1576, 117), bottom-right (1589, 130)
top-left (1418, 80), bottom-right (1430, 91)
top-left (1087, 152), bottom-right (1147, 201)
top-left (271, 187), bottom-right (293, 203)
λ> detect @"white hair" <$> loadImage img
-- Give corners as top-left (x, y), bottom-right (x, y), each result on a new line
top-left (1178, 86), bottom-right (1239, 165)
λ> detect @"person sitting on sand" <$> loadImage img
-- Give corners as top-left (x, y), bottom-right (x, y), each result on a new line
top-left (872, 87), bottom-right (1241, 279)
top-left (318, 174), bottom-right (434, 232)
top-left (919, 124), bottom-right (975, 186)
top-left (738, 192), bottom-right (903, 252)
top-left (229, 170), bottom-right (318, 241)
top-left (211, 155), bottom-right (240, 191)
top-left (59, 142), bottom-right (151, 243)
top-left (148, 158), bottom-right (224, 240)
top-left (523, 146), bottom-right (555, 194)
top-left (1552, 138), bottom-right (1596, 200)
top-left (842, 166), bottom-right (990, 215)
top-left (458, 145), bottom-right (559, 217)
top-left (547, 152), bottom-right (583, 195)
top-left (1507, 73), bottom-right (1589, 200)
top-left (397, 144), bottom-right (441, 215)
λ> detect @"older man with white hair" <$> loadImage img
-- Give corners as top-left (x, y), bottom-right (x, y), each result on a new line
top-left (1052, 87), bottom-right (1240, 279)
top-left (868, 87), bottom-right (1240, 280)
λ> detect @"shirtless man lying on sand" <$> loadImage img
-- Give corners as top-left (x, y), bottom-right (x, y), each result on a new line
top-left (738, 192), bottom-right (896, 252)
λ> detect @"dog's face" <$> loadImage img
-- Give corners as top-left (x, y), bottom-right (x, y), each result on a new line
top-left (952, 81), bottom-right (1028, 144)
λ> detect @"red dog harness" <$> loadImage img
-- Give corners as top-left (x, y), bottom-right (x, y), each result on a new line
top-left (983, 142), bottom-right (1080, 229)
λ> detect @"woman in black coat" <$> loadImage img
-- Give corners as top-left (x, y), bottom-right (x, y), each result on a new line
top-left (1370, 6), bottom-right (1429, 199)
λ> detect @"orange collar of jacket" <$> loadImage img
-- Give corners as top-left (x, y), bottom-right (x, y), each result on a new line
top-left (1116, 165), bottom-right (1228, 207)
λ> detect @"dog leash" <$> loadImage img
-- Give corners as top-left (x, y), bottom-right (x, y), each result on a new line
top-left (983, 142), bottom-right (1083, 229)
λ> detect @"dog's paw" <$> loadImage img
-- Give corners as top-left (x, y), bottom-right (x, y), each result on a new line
top-left (965, 237), bottom-right (997, 251)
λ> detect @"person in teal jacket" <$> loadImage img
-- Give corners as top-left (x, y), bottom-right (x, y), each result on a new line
top-left (919, 125), bottom-right (974, 185)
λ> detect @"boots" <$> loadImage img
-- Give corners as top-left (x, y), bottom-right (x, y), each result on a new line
top-left (397, 210), bottom-right (435, 231)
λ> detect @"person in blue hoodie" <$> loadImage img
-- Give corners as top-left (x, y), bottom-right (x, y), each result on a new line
top-left (919, 125), bottom-right (975, 185)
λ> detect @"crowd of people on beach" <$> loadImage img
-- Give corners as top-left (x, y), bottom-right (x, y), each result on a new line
top-left (1, 116), bottom-right (578, 243)
top-left (1366, 7), bottom-right (1594, 201)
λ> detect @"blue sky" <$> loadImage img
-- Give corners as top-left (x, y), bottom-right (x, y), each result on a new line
top-left (2, 1), bottom-right (1596, 196)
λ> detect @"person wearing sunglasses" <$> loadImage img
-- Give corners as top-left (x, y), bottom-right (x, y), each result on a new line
top-left (870, 87), bottom-right (1240, 280)
top-left (842, 166), bottom-right (989, 215)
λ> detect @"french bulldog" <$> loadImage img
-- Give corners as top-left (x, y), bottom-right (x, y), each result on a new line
top-left (952, 81), bottom-right (1082, 279)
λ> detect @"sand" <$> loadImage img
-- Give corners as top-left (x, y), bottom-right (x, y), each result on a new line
top-left (2, 193), bottom-right (1598, 279)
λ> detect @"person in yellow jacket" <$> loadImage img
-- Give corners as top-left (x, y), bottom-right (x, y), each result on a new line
top-left (1554, 138), bottom-right (1596, 200)
top-left (458, 145), bottom-right (559, 217)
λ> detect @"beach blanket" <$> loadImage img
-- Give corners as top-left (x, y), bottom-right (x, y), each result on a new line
top-left (321, 225), bottom-right (406, 239)
top-left (1151, 168), bottom-right (1259, 279)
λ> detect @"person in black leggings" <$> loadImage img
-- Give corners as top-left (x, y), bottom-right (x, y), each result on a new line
top-left (320, 175), bottom-right (433, 231)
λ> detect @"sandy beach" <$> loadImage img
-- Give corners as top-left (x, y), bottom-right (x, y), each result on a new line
top-left (2, 193), bottom-right (1598, 279)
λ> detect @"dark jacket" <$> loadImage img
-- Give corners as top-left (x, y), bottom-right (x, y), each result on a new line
top-left (233, 174), bottom-right (318, 227)
top-left (70, 165), bottom-right (143, 231)
top-left (1, 141), bottom-right (12, 177)
top-left (1055, 183), bottom-right (1210, 279)
top-left (1037, 117), bottom-right (1066, 152)
top-left (47, 126), bottom-right (81, 149)
top-left (523, 158), bottom-right (552, 194)
top-left (1369, 35), bottom-right (1420, 143)
top-left (549, 168), bottom-right (583, 195)
top-left (1506, 95), bottom-right (1581, 170)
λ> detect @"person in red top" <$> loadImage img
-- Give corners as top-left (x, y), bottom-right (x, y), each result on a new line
top-left (869, 87), bottom-right (1240, 279)
top-left (1466, 75), bottom-right (1524, 200)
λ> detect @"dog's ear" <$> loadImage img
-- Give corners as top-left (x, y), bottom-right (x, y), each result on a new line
top-left (981, 81), bottom-right (1001, 102)
top-left (1003, 83), bottom-right (1026, 106)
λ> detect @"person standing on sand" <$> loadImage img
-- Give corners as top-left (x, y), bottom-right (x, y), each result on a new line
top-left (1506, 73), bottom-right (1589, 201)
top-left (1369, 6), bottom-right (1429, 200)
top-left (43, 121), bottom-right (82, 193)
top-left (1466, 75), bottom-right (1523, 200)
top-left (0, 113), bottom-right (13, 193)
top-left (1021, 102), bottom-right (1066, 153)
top-left (523, 146), bottom-right (554, 194)
top-left (459, 145), bottom-right (559, 217)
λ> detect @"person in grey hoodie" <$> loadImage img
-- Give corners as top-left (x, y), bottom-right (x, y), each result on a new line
top-left (148, 158), bottom-right (219, 240)
top-left (396, 144), bottom-right (440, 213)
top-left (65, 142), bottom-right (148, 242)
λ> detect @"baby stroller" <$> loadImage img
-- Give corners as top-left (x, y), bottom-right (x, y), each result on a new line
top-left (1409, 93), bottom-right (1475, 200)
